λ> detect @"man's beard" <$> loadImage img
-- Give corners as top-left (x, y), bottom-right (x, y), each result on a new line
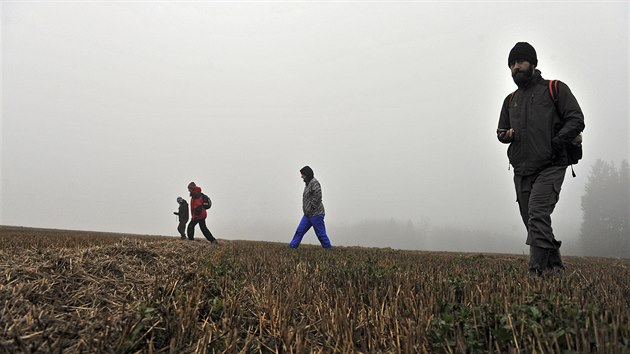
top-left (512, 66), bottom-right (534, 87)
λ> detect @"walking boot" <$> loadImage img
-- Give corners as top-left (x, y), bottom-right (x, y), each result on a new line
top-left (529, 245), bottom-right (551, 278)
top-left (548, 249), bottom-right (565, 276)
top-left (548, 239), bottom-right (564, 268)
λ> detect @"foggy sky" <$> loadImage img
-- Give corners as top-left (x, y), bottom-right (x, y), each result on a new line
top-left (1, 1), bottom-right (628, 255)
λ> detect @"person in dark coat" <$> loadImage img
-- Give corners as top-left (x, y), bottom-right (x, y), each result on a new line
top-left (497, 42), bottom-right (585, 277)
top-left (289, 166), bottom-right (332, 249)
top-left (174, 197), bottom-right (189, 239)
top-left (186, 182), bottom-right (217, 243)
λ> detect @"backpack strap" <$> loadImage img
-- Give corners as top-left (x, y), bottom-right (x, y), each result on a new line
top-left (548, 79), bottom-right (559, 103)
top-left (547, 79), bottom-right (563, 120)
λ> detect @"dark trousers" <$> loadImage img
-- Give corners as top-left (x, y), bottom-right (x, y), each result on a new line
top-left (514, 165), bottom-right (566, 273)
top-left (187, 218), bottom-right (216, 242)
top-left (177, 221), bottom-right (187, 239)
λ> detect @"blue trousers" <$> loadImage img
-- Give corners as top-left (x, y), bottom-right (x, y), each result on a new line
top-left (289, 214), bottom-right (332, 249)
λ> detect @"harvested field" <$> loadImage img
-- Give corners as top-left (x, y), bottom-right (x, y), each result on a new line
top-left (1, 226), bottom-right (629, 353)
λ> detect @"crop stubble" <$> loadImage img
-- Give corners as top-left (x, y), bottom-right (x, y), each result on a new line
top-left (0, 226), bottom-right (628, 353)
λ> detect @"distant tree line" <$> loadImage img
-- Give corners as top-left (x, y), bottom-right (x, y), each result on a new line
top-left (335, 218), bottom-right (428, 250)
top-left (580, 159), bottom-right (629, 258)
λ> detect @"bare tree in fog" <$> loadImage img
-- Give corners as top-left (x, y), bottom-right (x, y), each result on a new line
top-left (580, 159), bottom-right (630, 258)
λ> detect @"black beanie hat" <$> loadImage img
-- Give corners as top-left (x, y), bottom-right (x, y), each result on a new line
top-left (508, 42), bottom-right (537, 67)
top-left (300, 166), bottom-right (314, 179)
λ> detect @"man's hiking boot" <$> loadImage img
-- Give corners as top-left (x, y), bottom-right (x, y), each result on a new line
top-left (529, 246), bottom-right (550, 278)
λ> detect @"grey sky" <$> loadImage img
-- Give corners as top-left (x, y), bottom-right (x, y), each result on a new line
top-left (1, 1), bottom-right (628, 254)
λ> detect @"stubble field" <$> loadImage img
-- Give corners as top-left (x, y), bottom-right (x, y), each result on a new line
top-left (0, 226), bottom-right (628, 353)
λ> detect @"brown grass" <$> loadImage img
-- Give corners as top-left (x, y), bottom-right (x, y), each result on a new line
top-left (0, 226), bottom-right (628, 353)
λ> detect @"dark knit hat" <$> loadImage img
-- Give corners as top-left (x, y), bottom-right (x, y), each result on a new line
top-left (508, 42), bottom-right (537, 67)
top-left (187, 182), bottom-right (196, 190)
top-left (300, 166), bottom-right (314, 179)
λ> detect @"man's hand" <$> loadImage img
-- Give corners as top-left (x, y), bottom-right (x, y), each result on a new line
top-left (497, 128), bottom-right (514, 143)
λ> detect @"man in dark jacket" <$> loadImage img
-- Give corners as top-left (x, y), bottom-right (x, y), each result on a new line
top-left (497, 42), bottom-right (585, 277)
top-left (289, 166), bottom-right (332, 249)
top-left (186, 182), bottom-right (217, 244)
top-left (174, 197), bottom-right (189, 239)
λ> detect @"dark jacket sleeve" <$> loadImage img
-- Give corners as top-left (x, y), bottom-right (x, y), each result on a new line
top-left (179, 203), bottom-right (189, 220)
top-left (553, 81), bottom-right (585, 147)
top-left (497, 94), bottom-right (512, 143)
